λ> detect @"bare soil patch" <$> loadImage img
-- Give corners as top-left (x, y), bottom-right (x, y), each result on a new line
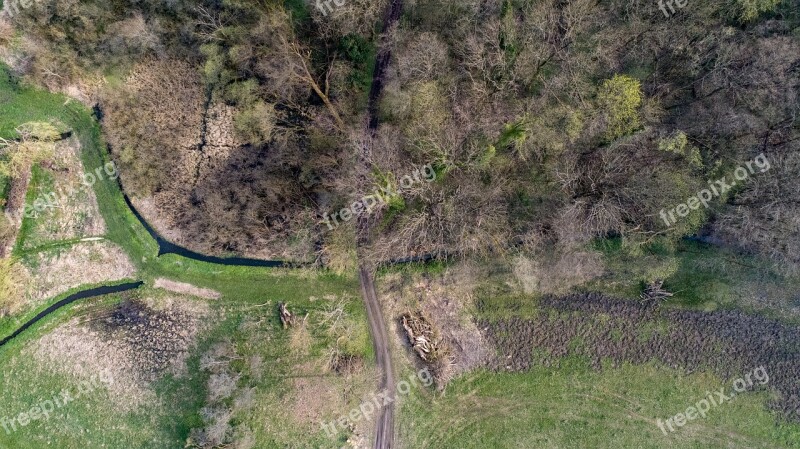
top-left (29, 293), bottom-right (209, 411)
top-left (154, 278), bottom-right (221, 300)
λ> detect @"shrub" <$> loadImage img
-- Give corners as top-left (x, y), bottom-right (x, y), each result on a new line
top-left (224, 80), bottom-right (260, 106)
top-left (597, 74), bottom-right (642, 142)
top-left (658, 131), bottom-right (703, 169)
top-left (729, 0), bottom-right (782, 22)
top-left (233, 102), bottom-right (275, 145)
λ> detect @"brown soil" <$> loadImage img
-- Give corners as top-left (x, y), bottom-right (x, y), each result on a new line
top-left (154, 278), bottom-right (221, 300)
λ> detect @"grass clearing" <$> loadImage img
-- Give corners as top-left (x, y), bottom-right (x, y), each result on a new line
top-left (399, 362), bottom-right (800, 449)
top-left (17, 240), bottom-right (136, 307)
top-left (0, 270), bottom-right (375, 448)
top-left (391, 260), bottom-right (800, 449)
top-left (16, 137), bottom-right (106, 250)
top-left (0, 291), bottom-right (209, 449)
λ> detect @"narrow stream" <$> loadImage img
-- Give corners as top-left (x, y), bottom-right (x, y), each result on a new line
top-left (0, 281), bottom-right (144, 348)
top-left (121, 193), bottom-right (302, 268)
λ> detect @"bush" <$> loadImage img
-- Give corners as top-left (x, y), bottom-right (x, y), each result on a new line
top-left (597, 75), bottom-right (642, 142)
top-left (658, 131), bottom-right (703, 169)
top-left (233, 102), bottom-right (275, 145)
top-left (729, 0), bottom-right (782, 22)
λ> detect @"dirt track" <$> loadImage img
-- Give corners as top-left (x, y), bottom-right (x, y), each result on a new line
top-left (360, 266), bottom-right (396, 449)
top-left (357, 0), bottom-right (404, 447)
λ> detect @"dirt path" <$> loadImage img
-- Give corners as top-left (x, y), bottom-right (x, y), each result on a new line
top-left (359, 266), bottom-right (396, 449)
top-left (357, 0), bottom-right (404, 447)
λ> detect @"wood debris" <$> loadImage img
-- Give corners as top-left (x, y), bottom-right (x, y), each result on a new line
top-left (400, 311), bottom-right (440, 362)
top-left (640, 280), bottom-right (673, 302)
top-left (278, 302), bottom-right (295, 328)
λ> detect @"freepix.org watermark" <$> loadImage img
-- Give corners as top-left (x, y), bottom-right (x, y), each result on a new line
top-left (656, 366), bottom-right (769, 435)
top-left (22, 161), bottom-right (118, 219)
top-left (1, 372), bottom-right (114, 435)
top-left (320, 367), bottom-right (434, 438)
top-left (2, 0), bottom-right (40, 18)
top-left (322, 163), bottom-right (436, 231)
top-left (314, 0), bottom-right (347, 17)
top-left (658, 0), bottom-right (688, 17)
top-left (660, 153), bottom-right (771, 228)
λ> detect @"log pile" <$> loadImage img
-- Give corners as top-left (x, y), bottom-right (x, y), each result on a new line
top-left (401, 311), bottom-right (440, 362)
top-left (278, 302), bottom-right (295, 329)
top-left (640, 280), bottom-right (673, 302)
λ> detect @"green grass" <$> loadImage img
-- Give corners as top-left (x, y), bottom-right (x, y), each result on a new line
top-left (209, 284), bottom-right (374, 448)
top-left (399, 361), bottom-right (800, 449)
top-left (0, 270), bottom-right (371, 448)
top-left (13, 164), bottom-right (53, 251)
top-left (0, 66), bottom-right (72, 139)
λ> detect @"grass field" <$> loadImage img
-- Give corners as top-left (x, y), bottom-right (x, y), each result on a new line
top-left (0, 277), bottom-right (374, 448)
top-left (388, 257), bottom-right (800, 449)
top-left (399, 361), bottom-right (800, 449)
top-left (0, 292), bottom-right (193, 449)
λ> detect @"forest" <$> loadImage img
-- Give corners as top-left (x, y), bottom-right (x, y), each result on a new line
top-left (0, 0), bottom-right (797, 270)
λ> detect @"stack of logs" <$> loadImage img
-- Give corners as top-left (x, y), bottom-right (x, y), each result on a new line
top-left (640, 280), bottom-right (673, 302)
top-left (401, 311), bottom-right (440, 362)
